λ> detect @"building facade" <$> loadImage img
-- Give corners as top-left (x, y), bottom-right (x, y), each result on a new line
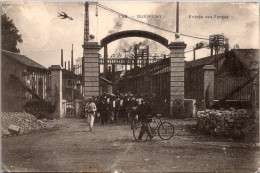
top-left (1, 50), bottom-right (50, 112)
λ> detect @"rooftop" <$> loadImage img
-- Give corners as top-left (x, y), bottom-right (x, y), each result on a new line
top-left (1, 50), bottom-right (47, 70)
top-left (185, 49), bottom-right (259, 69)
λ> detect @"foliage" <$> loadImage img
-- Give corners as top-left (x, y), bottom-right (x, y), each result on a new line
top-left (1, 14), bottom-right (23, 53)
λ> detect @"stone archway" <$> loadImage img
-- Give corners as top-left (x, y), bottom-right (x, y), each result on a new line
top-left (83, 31), bottom-right (187, 118)
top-left (82, 30), bottom-right (169, 99)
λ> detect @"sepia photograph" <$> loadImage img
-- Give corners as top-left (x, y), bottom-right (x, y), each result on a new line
top-left (1, 1), bottom-right (259, 172)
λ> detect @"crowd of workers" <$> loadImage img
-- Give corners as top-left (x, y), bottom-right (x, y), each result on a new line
top-left (84, 92), bottom-right (168, 133)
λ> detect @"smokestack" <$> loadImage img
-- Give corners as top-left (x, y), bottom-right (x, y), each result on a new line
top-left (141, 50), bottom-right (144, 67)
top-left (71, 44), bottom-right (74, 72)
top-left (68, 61), bottom-right (71, 71)
top-left (146, 46), bottom-right (149, 66)
top-left (65, 61), bottom-right (67, 70)
top-left (134, 45), bottom-right (138, 69)
top-left (210, 45), bottom-right (213, 57)
top-left (193, 49), bottom-right (196, 61)
top-left (109, 66), bottom-right (112, 73)
top-left (112, 64), bottom-right (116, 73)
top-left (61, 49), bottom-right (63, 67)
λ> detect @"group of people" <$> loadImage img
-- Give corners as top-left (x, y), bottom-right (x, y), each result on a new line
top-left (84, 92), bottom-right (168, 134)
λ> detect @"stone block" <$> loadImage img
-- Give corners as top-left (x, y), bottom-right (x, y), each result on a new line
top-left (8, 125), bottom-right (20, 135)
top-left (85, 82), bottom-right (99, 87)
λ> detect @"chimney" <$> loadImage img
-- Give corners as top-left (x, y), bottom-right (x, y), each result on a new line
top-left (61, 49), bottom-right (63, 67)
top-left (193, 49), bottom-right (196, 61)
top-left (65, 61), bottom-right (67, 70)
top-left (146, 46), bottom-right (149, 66)
top-left (112, 64), bottom-right (116, 73)
top-left (134, 45), bottom-right (138, 69)
top-left (141, 49), bottom-right (144, 67)
top-left (109, 66), bottom-right (112, 73)
top-left (71, 44), bottom-right (74, 72)
top-left (68, 61), bottom-right (70, 71)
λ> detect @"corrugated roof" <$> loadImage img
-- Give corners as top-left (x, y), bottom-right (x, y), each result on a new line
top-left (1, 50), bottom-right (47, 70)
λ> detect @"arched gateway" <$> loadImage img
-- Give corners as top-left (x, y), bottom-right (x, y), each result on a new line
top-left (100, 30), bottom-right (169, 48)
top-left (83, 29), bottom-right (187, 117)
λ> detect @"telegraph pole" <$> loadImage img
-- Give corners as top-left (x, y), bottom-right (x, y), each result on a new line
top-left (82, 1), bottom-right (89, 87)
top-left (176, 1), bottom-right (179, 34)
top-left (84, 2), bottom-right (90, 44)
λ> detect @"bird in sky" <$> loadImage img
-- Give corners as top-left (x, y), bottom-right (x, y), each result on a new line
top-left (58, 12), bottom-right (73, 20)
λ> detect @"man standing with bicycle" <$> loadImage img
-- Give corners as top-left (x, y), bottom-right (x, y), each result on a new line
top-left (129, 96), bottom-right (139, 129)
top-left (136, 98), bottom-right (154, 140)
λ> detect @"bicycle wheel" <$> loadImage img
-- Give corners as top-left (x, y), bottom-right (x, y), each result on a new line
top-left (158, 122), bottom-right (174, 140)
top-left (133, 123), bottom-right (148, 142)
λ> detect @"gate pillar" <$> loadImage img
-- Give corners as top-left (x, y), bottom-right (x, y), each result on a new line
top-left (203, 65), bottom-right (215, 109)
top-left (82, 42), bottom-right (101, 99)
top-left (49, 65), bottom-right (63, 119)
top-left (168, 38), bottom-right (186, 118)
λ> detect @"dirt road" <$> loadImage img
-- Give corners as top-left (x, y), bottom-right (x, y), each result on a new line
top-left (2, 118), bottom-right (259, 172)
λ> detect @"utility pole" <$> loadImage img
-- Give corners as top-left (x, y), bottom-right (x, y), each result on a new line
top-left (176, 1), bottom-right (179, 34)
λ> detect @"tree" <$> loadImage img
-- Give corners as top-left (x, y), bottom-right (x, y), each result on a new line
top-left (1, 14), bottom-right (23, 53)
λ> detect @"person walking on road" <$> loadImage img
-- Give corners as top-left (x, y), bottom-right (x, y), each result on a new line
top-left (85, 97), bottom-right (97, 132)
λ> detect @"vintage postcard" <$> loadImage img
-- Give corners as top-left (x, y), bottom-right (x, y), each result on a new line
top-left (1, 1), bottom-right (259, 172)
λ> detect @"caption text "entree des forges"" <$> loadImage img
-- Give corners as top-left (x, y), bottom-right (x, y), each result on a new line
top-left (189, 15), bottom-right (229, 19)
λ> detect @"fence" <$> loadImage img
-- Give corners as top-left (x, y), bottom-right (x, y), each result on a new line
top-left (65, 101), bottom-right (75, 117)
top-left (74, 63), bottom-right (82, 76)
top-left (214, 75), bottom-right (252, 101)
top-left (117, 58), bottom-right (170, 99)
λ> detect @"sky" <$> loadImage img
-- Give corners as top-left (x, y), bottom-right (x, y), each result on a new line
top-left (1, 1), bottom-right (259, 68)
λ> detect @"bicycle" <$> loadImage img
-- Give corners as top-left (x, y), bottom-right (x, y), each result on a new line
top-left (133, 114), bottom-right (174, 142)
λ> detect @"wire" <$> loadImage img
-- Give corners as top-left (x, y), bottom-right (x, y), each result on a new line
top-left (184, 45), bottom-right (209, 53)
top-left (94, 2), bottom-right (209, 40)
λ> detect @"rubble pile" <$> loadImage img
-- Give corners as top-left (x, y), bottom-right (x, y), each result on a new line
top-left (1, 112), bottom-right (59, 136)
top-left (197, 109), bottom-right (257, 139)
